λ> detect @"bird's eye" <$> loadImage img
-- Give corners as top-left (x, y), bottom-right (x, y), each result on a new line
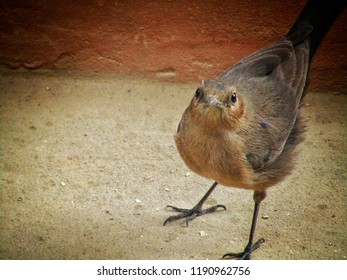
top-left (195, 88), bottom-right (202, 99)
top-left (231, 92), bottom-right (237, 104)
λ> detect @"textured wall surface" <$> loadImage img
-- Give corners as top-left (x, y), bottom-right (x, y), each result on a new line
top-left (0, 0), bottom-right (346, 91)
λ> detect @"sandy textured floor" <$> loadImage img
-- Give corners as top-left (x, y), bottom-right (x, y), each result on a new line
top-left (0, 71), bottom-right (346, 260)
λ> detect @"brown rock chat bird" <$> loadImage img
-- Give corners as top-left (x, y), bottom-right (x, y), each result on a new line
top-left (164, 0), bottom-right (345, 259)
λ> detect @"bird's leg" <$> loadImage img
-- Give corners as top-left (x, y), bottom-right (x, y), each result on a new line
top-left (164, 182), bottom-right (226, 226)
top-left (223, 190), bottom-right (266, 260)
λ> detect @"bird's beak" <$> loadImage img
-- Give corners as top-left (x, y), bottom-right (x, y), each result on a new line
top-left (207, 96), bottom-right (224, 107)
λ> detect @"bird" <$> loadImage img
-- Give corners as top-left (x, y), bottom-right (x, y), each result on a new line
top-left (164, 0), bottom-right (345, 259)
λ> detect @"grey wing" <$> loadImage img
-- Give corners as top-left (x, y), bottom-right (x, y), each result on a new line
top-left (222, 38), bottom-right (310, 101)
top-left (221, 38), bottom-right (310, 171)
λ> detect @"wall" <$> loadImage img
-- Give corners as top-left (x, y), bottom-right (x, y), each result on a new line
top-left (0, 0), bottom-right (346, 91)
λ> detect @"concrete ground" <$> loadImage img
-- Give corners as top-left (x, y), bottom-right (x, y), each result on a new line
top-left (0, 71), bottom-right (346, 260)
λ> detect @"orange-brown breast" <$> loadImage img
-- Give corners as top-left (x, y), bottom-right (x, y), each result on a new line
top-left (174, 109), bottom-right (256, 190)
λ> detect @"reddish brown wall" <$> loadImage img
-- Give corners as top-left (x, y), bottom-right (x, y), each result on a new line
top-left (0, 0), bottom-right (346, 91)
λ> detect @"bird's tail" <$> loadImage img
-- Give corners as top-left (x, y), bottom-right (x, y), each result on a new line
top-left (286, 0), bottom-right (345, 60)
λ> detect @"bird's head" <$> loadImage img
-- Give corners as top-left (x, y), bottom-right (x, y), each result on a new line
top-left (188, 79), bottom-right (245, 130)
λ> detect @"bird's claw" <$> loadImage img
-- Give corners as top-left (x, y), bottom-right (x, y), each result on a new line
top-left (223, 238), bottom-right (265, 260)
top-left (164, 204), bottom-right (226, 226)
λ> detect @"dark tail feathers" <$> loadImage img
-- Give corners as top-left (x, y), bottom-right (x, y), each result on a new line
top-left (286, 0), bottom-right (346, 60)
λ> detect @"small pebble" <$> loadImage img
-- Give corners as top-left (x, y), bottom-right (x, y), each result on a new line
top-left (135, 198), bottom-right (141, 204)
top-left (60, 182), bottom-right (66, 186)
top-left (261, 215), bottom-right (269, 220)
top-left (185, 172), bottom-right (190, 177)
top-left (199, 231), bottom-right (208, 237)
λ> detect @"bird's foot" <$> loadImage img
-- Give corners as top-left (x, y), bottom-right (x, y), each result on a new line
top-left (164, 204), bottom-right (226, 226)
top-left (222, 238), bottom-right (265, 260)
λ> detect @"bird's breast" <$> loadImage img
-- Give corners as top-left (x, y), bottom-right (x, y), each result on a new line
top-left (174, 124), bottom-right (254, 189)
